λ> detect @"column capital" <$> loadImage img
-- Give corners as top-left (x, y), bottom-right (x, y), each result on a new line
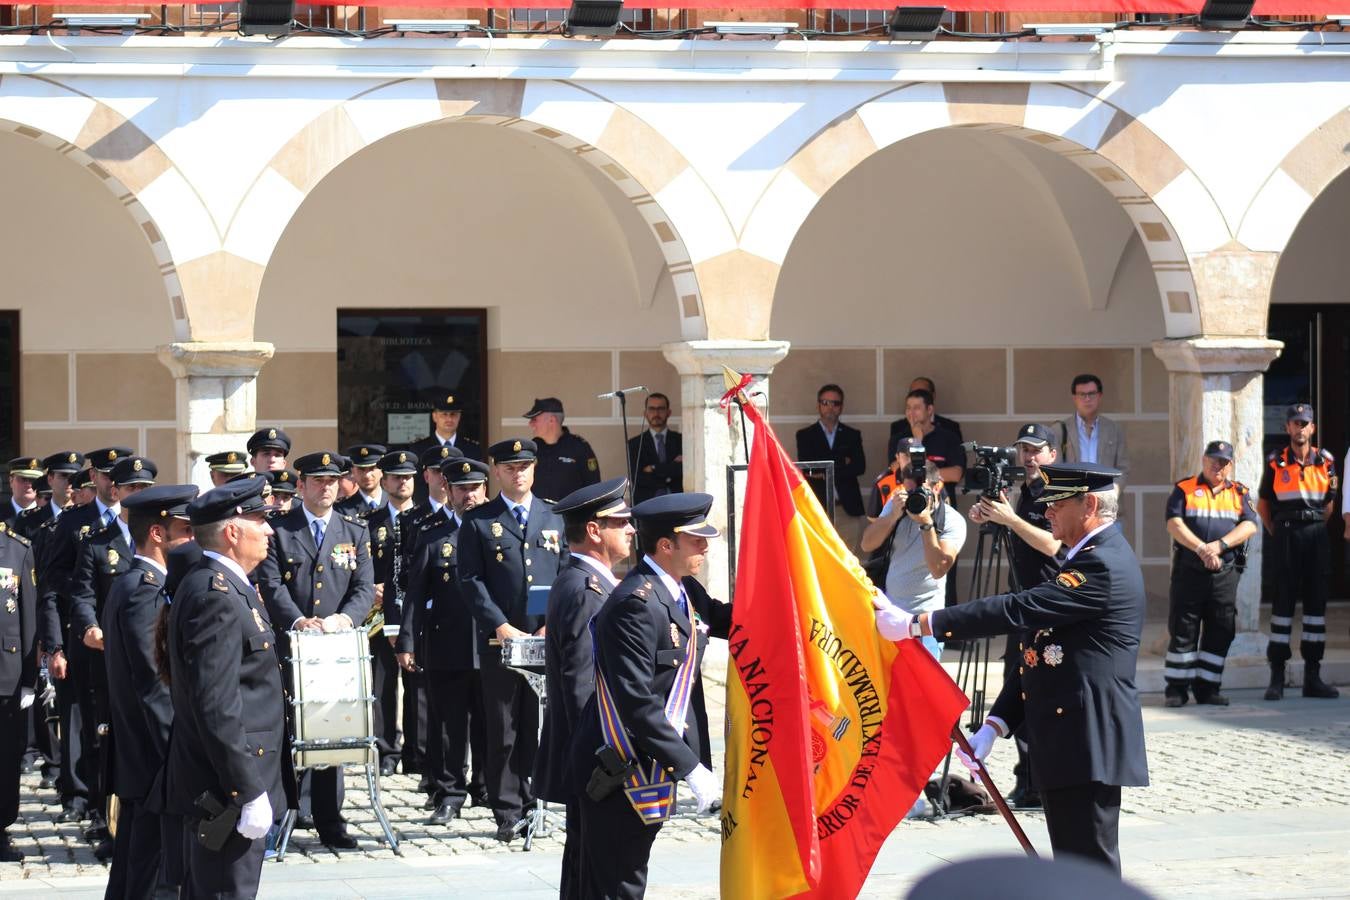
top-left (661, 339), bottom-right (791, 378)
top-left (157, 341), bottom-right (275, 379)
top-left (1151, 336), bottom-right (1283, 375)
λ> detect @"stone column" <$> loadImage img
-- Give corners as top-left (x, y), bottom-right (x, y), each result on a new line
top-left (157, 342), bottom-right (275, 487)
top-left (661, 339), bottom-right (791, 600)
top-left (1151, 336), bottom-right (1283, 660)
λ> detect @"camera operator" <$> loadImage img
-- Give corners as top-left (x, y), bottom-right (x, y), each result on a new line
top-left (967, 423), bottom-right (1061, 809)
top-left (860, 459), bottom-right (967, 662)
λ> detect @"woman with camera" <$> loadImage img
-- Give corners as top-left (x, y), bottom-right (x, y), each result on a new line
top-left (859, 458), bottom-right (967, 661)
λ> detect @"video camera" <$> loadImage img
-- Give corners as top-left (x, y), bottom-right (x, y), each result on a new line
top-left (900, 444), bottom-right (932, 516)
top-left (961, 442), bottom-right (1025, 500)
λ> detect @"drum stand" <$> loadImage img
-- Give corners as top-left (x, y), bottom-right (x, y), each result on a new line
top-left (510, 668), bottom-right (566, 851)
top-left (275, 744), bottom-right (401, 859)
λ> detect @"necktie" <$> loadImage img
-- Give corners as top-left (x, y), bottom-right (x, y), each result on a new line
top-left (312, 519), bottom-right (325, 548)
top-left (654, 432), bottom-right (666, 463)
top-left (677, 587), bottom-right (690, 618)
top-left (101, 508), bottom-right (116, 529)
top-left (514, 505), bottom-right (527, 531)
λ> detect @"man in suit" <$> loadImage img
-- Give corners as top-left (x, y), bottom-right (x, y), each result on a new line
top-left (334, 443), bottom-right (388, 519)
top-left (397, 457), bottom-right (491, 823)
top-left (879, 462), bottom-right (1148, 874)
top-left (164, 478), bottom-right (293, 897)
top-left (256, 450), bottom-right (375, 850)
top-left (627, 393), bottom-right (683, 504)
top-left (458, 438), bottom-right (567, 841)
top-left (1055, 374), bottom-right (1130, 486)
top-left (568, 493), bottom-right (731, 899)
top-left (68, 454), bottom-right (157, 859)
top-left (363, 450), bottom-right (418, 777)
top-left (795, 383), bottom-right (867, 549)
top-left (0, 516), bottom-right (38, 862)
top-left (536, 477), bottom-right (633, 899)
top-left (100, 483), bottom-right (196, 898)
top-left (410, 393), bottom-right (483, 506)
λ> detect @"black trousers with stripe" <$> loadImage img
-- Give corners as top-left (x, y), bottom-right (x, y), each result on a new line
top-left (1164, 558), bottom-right (1238, 692)
top-left (1267, 520), bottom-right (1330, 664)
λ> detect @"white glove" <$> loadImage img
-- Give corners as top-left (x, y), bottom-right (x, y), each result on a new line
top-left (684, 764), bottom-right (720, 814)
top-left (874, 603), bottom-right (915, 642)
top-left (321, 614), bottom-right (351, 634)
top-left (955, 722), bottom-right (999, 782)
top-left (236, 792), bottom-right (272, 840)
top-left (18, 687), bottom-right (35, 710)
top-left (39, 680), bottom-right (56, 706)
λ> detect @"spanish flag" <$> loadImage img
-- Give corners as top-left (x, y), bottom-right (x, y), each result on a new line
top-left (720, 390), bottom-right (969, 899)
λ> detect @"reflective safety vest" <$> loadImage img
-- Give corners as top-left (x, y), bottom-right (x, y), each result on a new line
top-left (1167, 474), bottom-right (1256, 558)
top-left (1260, 446), bottom-right (1337, 518)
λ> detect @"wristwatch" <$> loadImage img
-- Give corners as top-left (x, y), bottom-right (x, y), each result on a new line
top-left (1218, 538), bottom-right (1229, 551)
top-left (919, 522), bottom-right (934, 532)
top-left (909, 618), bottom-right (924, 639)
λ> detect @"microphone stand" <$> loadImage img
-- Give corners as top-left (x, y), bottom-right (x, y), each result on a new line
top-left (615, 389), bottom-right (646, 558)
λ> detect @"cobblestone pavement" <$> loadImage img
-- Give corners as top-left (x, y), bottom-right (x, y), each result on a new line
top-left (5, 679), bottom-right (1349, 897)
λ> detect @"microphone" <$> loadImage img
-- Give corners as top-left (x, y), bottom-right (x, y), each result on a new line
top-left (598, 386), bottom-right (648, 400)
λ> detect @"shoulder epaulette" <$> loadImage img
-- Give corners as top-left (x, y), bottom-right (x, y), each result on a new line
top-left (586, 575), bottom-right (604, 595)
top-left (1232, 481), bottom-right (1250, 494)
top-left (342, 514), bottom-right (355, 523)
top-left (210, 570), bottom-right (229, 592)
top-left (141, 568), bottom-right (159, 586)
top-left (1320, 448), bottom-right (1335, 464)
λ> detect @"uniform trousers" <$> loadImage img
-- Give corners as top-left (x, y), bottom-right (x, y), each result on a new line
top-left (400, 667), bottom-right (429, 775)
top-left (69, 641), bottom-right (107, 813)
top-left (181, 822), bottom-right (264, 900)
top-left (424, 669), bottom-right (480, 803)
top-left (55, 662), bottom-right (86, 807)
top-left (1000, 636), bottom-right (1034, 794)
top-left (478, 653), bottom-right (538, 822)
top-left (1165, 559), bottom-right (1239, 691)
top-left (559, 797), bottom-right (584, 900)
top-left (369, 635), bottom-right (401, 765)
top-left (0, 692), bottom-right (25, 828)
top-left (283, 653), bottom-right (345, 833)
top-left (106, 797), bottom-right (176, 899)
top-left (1267, 520), bottom-right (1330, 663)
top-left (1041, 781), bottom-right (1122, 875)
top-left (576, 787), bottom-right (660, 899)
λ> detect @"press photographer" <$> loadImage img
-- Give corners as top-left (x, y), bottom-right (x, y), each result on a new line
top-left (966, 423), bottom-right (1061, 809)
top-left (860, 454), bottom-right (967, 662)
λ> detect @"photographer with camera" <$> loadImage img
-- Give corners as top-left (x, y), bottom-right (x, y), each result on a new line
top-left (967, 423), bottom-right (1061, 809)
top-left (860, 454), bottom-right (967, 662)
top-left (1162, 440), bottom-right (1259, 707)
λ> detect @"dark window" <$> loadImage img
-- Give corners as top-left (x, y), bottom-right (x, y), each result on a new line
top-left (336, 309), bottom-right (487, 450)
top-left (0, 311), bottom-right (17, 464)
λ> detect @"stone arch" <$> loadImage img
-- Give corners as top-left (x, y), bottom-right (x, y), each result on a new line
top-left (1238, 106), bottom-right (1350, 253)
top-left (232, 78), bottom-right (712, 340)
top-left (740, 82), bottom-right (1228, 339)
top-left (0, 75), bottom-right (190, 339)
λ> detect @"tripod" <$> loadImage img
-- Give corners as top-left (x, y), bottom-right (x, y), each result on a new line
top-left (929, 513), bottom-right (1021, 817)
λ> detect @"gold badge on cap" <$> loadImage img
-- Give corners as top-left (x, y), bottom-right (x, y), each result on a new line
top-left (68, 453), bottom-right (78, 463)
top-left (107, 450), bottom-right (117, 461)
top-left (228, 452), bottom-right (237, 463)
top-left (321, 453), bottom-right (331, 466)
top-left (360, 448), bottom-right (369, 457)
top-left (461, 462), bottom-right (470, 474)
top-left (399, 453), bottom-right (407, 464)
top-left (512, 441), bottom-right (522, 453)
top-left (268, 429), bottom-right (277, 440)
top-left (132, 459), bottom-right (143, 472)
top-left (280, 472), bottom-right (290, 482)
top-left (446, 394), bottom-right (454, 405)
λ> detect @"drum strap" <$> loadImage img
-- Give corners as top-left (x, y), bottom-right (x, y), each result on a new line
top-left (591, 610), bottom-right (699, 825)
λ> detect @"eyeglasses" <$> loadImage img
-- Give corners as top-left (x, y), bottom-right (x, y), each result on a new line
top-left (1073, 390), bottom-right (1100, 398)
top-left (818, 399), bottom-right (843, 407)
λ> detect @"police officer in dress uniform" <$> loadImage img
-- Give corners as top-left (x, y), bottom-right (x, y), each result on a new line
top-left (879, 463), bottom-right (1148, 875)
top-left (0, 518), bottom-right (38, 862)
top-left (524, 398), bottom-right (601, 503)
top-left (256, 450), bottom-right (374, 849)
top-left (397, 457), bottom-right (491, 823)
top-left (568, 493), bottom-right (731, 899)
top-left (410, 393), bottom-right (483, 506)
top-left (459, 438), bottom-right (567, 841)
top-left (1162, 440), bottom-right (1260, 707)
top-left (363, 450), bottom-right (418, 777)
top-left (164, 478), bottom-right (294, 898)
top-left (334, 443), bottom-right (388, 519)
top-left (1257, 403), bottom-right (1340, 700)
top-left (264, 469), bottom-right (297, 515)
top-left (205, 452), bottom-right (248, 488)
top-left (4, 456), bottom-right (44, 528)
top-left (247, 428), bottom-right (291, 474)
top-left (536, 478), bottom-right (633, 900)
top-left (69, 455), bottom-right (157, 860)
top-left (100, 484), bottom-right (197, 898)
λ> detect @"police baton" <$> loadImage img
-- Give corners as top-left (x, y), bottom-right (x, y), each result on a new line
top-left (951, 726), bottom-right (1038, 858)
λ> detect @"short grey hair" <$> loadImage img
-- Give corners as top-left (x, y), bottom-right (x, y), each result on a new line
top-left (1090, 486), bottom-right (1119, 522)
top-left (192, 520), bottom-right (229, 551)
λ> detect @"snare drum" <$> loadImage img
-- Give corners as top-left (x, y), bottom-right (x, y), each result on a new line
top-left (288, 628), bottom-right (375, 769)
top-left (501, 636), bottom-right (546, 671)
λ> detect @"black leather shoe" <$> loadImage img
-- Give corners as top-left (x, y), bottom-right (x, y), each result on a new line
top-left (422, 795), bottom-right (438, 811)
top-left (319, 830), bottom-right (359, 850)
top-left (494, 819), bottom-right (520, 843)
top-left (0, 832), bottom-right (23, 862)
top-left (427, 801), bottom-right (462, 825)
top-left (1193, 689), bottom-right (1230, 706)
top-left (39, 774), bottom-right (57, 790)
top-left (93, 836), bottom-right (115, 861)
top-left (379, 757), bottom-right (398, 777)
top-left (417, 777), bottom-right (433, 795)
top-left (294, 815), bottom-right (315, 831)
top-left (470, 788), bottom-right (490, 809)
top-left (55, 803), bottom-right (88, 824)
top-left (1013, 790), bottom-right (1042, 810)
top-left (1163, 687), bottom-right (1188, 708)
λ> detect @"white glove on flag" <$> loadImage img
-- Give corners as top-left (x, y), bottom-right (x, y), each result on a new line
top-left (236, 792), bottom-right (272, 840)
top-left (956, 723), bottom-right (999, 782)
top-left (684, 764), bottom-right (720, 814)
top-left (873, 599), bottom-right (915, 642)
top-left (18, 687), bottom-right (35, 710)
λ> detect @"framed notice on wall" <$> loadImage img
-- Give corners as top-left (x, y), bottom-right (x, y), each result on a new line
top-left (336, 309), bottom-right (487, 450)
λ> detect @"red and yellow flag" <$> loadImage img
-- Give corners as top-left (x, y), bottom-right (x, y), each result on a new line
top-left (720, 392), bottom-right (969, 899)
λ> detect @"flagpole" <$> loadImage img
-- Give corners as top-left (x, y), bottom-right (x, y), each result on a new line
top-left (950, 727), bottom-right (1039, 858)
